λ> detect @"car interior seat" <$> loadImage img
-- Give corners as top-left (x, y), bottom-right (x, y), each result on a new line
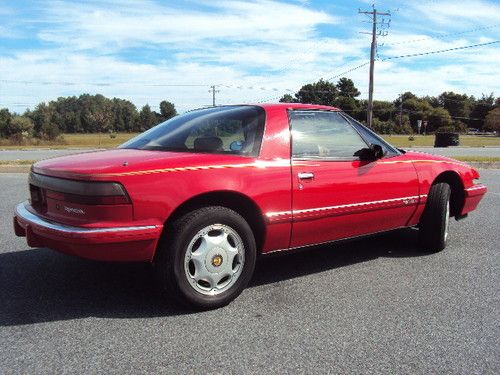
top-left (193, 136), bottom-right (224, 152)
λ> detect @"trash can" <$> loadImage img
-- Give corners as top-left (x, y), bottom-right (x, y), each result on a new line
top-left (434, 132), bottom-right (459, 147)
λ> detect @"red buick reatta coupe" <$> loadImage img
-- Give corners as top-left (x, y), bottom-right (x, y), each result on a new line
top-left (14, 104), bottom-right (487, 309)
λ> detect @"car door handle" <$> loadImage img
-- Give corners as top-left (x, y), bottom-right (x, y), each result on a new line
top-left (298, 172), bottom-right (315, 180)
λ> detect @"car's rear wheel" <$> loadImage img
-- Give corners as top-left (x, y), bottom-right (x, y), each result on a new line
top-left (155, 206), bottom-right (256, 310)
top-left (418, 182), bottom-right (451, 253)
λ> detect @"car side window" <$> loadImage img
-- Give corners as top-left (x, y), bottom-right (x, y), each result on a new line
top-left (289, 110), bottom-right (367, 160)
top-left (185, 120), bottom-right (245, 151)
top-left (341, 114), bottom-right (400, 157)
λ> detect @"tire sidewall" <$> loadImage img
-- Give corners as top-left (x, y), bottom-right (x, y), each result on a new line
top-left (419, 182), bottom-right (451, 253)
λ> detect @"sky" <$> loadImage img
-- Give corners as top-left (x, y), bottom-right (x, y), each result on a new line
top-left (0, 0), bottom-right (499, 113)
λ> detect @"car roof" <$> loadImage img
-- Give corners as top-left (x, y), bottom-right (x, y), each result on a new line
top-left (255, 103), bottom-right (339, 111)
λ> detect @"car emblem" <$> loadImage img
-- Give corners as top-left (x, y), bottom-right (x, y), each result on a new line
top-left (211, 254), bottom-right (223, 267)
top-left (64, 206), bottom-right (85, 215)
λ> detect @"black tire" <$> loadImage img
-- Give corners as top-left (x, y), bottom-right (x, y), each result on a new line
top-left (155, 206), bottom-right (256, 310)
top-left (418, 182), bottom-right (451, 253)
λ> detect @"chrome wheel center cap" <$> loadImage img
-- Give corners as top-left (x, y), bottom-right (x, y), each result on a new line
top-left (205, 246), bottom-right (227, 273)
top-left (211, 254), bottom-right (223, 267)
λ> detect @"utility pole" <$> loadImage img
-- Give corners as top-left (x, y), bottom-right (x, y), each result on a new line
top-left (359, 5), bottom-right (390, 128)
top-left (209, 85), bottom-right (220, 107)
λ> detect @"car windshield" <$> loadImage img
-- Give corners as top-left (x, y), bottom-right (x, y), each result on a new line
top-left (120, 105), bottom-right (265, 157)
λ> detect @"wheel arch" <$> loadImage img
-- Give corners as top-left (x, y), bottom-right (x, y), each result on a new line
top-left (431, 171), bottom-right (465, 217)
top-left (160, 190), bottom-right (266, 254)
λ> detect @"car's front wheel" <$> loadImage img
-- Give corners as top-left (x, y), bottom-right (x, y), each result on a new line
top-left (155, 206), bottom-right (256, 310)
top-left (418, 182), bottom-right (451, 253)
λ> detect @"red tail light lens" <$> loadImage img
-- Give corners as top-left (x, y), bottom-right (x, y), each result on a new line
top-left (45, 190), bottom-right (130, 205)
top-left (29, 172), bottom-right (131, 206)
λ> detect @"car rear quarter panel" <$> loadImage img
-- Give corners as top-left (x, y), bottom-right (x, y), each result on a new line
top-left (113, 106), bottom-right (293, 253)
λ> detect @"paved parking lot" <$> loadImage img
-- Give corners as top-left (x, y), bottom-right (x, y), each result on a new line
top-left (0, 171), bottom-right (498, 374)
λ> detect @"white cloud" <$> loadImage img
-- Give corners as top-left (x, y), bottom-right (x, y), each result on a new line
top-left (1, 0), bottom-right (499, 113)
top-left (411, 0), bottom-right (500, 27)
top-left (37, 0), bottom-right (338, 51)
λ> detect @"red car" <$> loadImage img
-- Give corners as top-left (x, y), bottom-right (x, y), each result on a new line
top-left (14, 104), bottom-right (486, 309)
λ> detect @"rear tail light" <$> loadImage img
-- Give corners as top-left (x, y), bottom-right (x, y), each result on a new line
top-left (45, 190), bottom-right (130, 205)
top-left (29, 172), bottom-right (131, 205)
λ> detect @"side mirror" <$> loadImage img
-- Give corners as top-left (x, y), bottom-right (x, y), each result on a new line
top-left (370, 144), bottom-right (385, 159)
top-left (354, 144), bottom-right (385, 160)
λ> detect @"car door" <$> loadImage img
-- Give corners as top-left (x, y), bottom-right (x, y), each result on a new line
top-left (289, 110), bottom-right (420, 248)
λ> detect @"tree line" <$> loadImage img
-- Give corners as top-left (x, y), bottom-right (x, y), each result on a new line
top-left (0, 94), bottom-right (177, 141)
top-left (280, 78), bottom-right (499, 135)
top-left (0, 80), bottom-right (499, 142)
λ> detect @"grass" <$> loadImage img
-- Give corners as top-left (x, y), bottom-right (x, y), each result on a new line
top-left (382, 135), bottom-right (500, 148)
top-left (0, 132), bottom-right (138, 149)
top-left (0, 133), bottom-right (499, 150)
top-left (63, 133), bottom-right (138, 148)
top-left (0, 160), bottom-right (36, 165)
top-left (453, 156), bottom-right (500, 163)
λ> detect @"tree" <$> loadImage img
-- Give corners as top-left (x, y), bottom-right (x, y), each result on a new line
top-left (112, 98), bottom-right (138, 132)
top-left (334, 96), bottom-right (358, 112)
top-left (9, 116), bottom-right (34, 136)
top-left (27, 103), bottom-right (52, 136)
top-left (336, 78), bottom-right (360, 98)
top-left (428, 107), bottom-right (453, 131)
top-left (138, 105), bottom-right (158, 131)
top-left (294, 79), bottom-right (338, 106)
top-left (82, 94), bottom-right (113, 133)
top-left (394, 92), bottom-right (417, 107)
top-left (438, 91), bottom-right (473, 119)
top-left (279, 94), bottom-right (295, 103)
top-left (484, 107), bottom-right (500, 133)
top-left (469, 93), bottom-right (495, 130)
top-left (0, 108), bottom-right (12, 138)
top-left (159, 100), bottom-right (177, 122)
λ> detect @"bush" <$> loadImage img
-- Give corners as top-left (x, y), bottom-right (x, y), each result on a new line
top-left (5, 116), bottom-right (34, 137)
top-left (372, 118), bottom-right (412, 134)
top-left (40, 122), bottom-right (61, 140)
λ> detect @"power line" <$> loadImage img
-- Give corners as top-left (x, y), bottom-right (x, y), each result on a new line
top-left (384, 23), bottom-right (500, 46)
top-left (381, 40), bottom-right (500, 60)
top-left (0, 79), bottom-right (211, 87)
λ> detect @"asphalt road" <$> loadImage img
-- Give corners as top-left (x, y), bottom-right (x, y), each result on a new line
top-left (0, 171), bottom-right (499, 374)
top-left (0, 149), bottom-right (99, 161)
top-left (1, 147), bottom-right (500, 162)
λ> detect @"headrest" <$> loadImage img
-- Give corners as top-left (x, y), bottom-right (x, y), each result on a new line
top-left (193, 136), bottom-right (223, 152)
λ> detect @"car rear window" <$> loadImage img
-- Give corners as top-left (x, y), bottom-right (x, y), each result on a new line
top-left (120, 106), bottom-right (265, 157)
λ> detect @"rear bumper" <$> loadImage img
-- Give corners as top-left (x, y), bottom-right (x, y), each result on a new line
top-left (461, 184), bottom-right (487, 216)
top-left (14, 201), bottom-right (163, 261)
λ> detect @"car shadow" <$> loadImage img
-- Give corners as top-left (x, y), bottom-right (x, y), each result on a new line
top-left (0, 228), bottom-right (427, 326)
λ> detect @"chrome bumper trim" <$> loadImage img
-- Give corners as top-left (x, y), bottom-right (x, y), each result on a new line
top-left (15, 202), bottom-right (157, 234)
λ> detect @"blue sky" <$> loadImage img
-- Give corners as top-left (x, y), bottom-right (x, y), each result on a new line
top-left (0, 0), bottom-right (499, 113)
